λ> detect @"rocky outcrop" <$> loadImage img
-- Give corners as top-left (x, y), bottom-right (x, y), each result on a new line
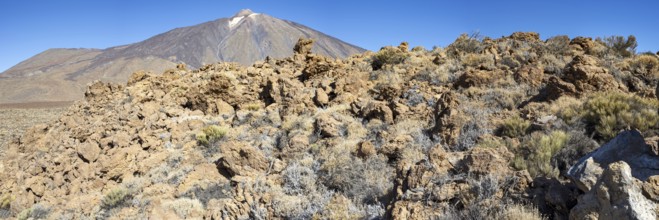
top-left (540, 55), bottom-right (624, 101)
top-left (568, 130), bottom-right (659, 192)
top-left (570, 161), bottom-right (657, 220)
top-left (567, 130), bottom-right (659, 219)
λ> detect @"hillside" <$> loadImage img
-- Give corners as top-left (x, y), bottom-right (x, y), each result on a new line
top-left (0, 9), bottom-right (365, 104)
top-left (0, 34), bottom-right (658, 219)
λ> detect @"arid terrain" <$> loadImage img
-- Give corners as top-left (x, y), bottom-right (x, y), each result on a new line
top-left (0, 33), bottom-right (657, 219)
top-left (0, 102), bottom-right (70, 152)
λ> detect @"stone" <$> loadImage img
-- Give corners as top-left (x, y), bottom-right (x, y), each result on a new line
top-left (293, 38), bottom-right (314, 55)
top-left (77, 141), bottom-right (101, 162)
top-left (570, 161), bottom-right (657, 220)
top-left (642, 175), bottom-right (659, 202)
top-left (216, 141), bottom-right (269, 177)
top-left (568, 130), bottom-right (659, 192)
top-left (315, 114), bottom-right (342, 138)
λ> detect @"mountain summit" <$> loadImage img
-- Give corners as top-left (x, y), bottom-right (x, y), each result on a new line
top-left (0, 9), bottom-right (365, 103)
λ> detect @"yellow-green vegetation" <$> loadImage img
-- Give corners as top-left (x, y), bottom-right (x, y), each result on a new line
top-left (580, 92), bottom-right (659, 140)
top-left (196, 125), bottom-right (228, 146)
top-left (511, 131), bottom-right (568, 178)
top-left (101, 188), bottom-right (129, 209)
top-left (626, 54), bottom-right (659, 79)
top-left (499, 115), bottom-right (531, 138)
top-left (371, 47), bottom-right (409, 70)
top-left (0, 194), bottom-right (13, 209)
top-left (17, 208), bottom-right (31, 220)
top-left (243, 103), bottom-right (261, 111)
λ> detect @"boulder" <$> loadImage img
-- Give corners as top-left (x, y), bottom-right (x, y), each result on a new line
top-left (568, 130), bottom-right (659, 192)
top-left (570, 161), bottom-right (657, 220)
top-left (215, 142), bottom-right (269, 177)
top-left (293, 38), bottom-right (314, 55)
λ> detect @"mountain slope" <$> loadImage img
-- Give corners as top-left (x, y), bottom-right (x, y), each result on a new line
top-left (0, 9), bottom-right (365, 103)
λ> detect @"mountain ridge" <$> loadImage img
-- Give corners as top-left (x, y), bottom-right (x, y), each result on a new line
top-left (0, 9), bottom-right (365, 103)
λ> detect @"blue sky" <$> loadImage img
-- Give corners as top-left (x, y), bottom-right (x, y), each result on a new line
top-left (1, 0), bottom-right (658, 72)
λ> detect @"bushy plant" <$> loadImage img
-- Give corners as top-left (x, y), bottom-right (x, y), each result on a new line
top-left (580, 92), bottom-right (659, 140)
top-left (511, 131), bottom-right (569, 178)
top-left (101, 188), bottom-right (130, 209)
top-left (626, 54), bottom-right (659, 79)
top-left (371, 47), bottom-right (409, 70)
top-left (499, 115), bottom-right (531, 138)
top-left (17, 204), bottom-right (50, 220)
top-left (447, 32), bottom-right (484, 57)
top-left (600, 35), bottom-right (637, 57)
top-left (196, 125), bottom-right (228, 146)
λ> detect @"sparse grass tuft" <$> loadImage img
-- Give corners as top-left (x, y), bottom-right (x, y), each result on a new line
top-left (101, 188), bottom-right (131, 210)
top-left (196, 125), bottom-right (228, 146)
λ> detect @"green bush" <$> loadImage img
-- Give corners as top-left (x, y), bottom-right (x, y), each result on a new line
top-left (371, 47), bottom-right (409, 70)
top-left (499, 115), bottom-right (531, 138)
top-left (101, 188), bottom-right (130, 209)
top-left (196, 125), bottom-right (228, 146)
top-left (511, 131), bottom-right (568, 178)
top-left (0, 194), bottom-right (12, 210)
top-left (581, 92), bottom-right (659, 140)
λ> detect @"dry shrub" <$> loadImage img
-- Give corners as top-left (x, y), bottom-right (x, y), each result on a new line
top-left (511, 131), bottom-right (568, 178)
top-left (626, 54), bottom-right (659, 79)
top-left (499, 115), bottom-right (531, 138)
top-left (499, 204), bottom-right (546, 220)
top-left (580, 92), bottom-right (659, 140)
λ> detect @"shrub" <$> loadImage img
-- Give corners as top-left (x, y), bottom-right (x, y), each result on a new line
top-left (371, 47), bottom-right (409, 70)
top-left (626, 54), bottom-right (659, 79)
top-left (499, 115), bottom-right (531, 138)
top-left (101, 188), bottom-right (131, 209)
top-left (499, 204), bottom-right (546, 220)
top-left (161, 198), bottom-right (204, 219)
top-left (0, 194), bottom-right (12, 210)
top-left (581, 92), bottom-right (659, 140)
top-left (17, 204), bottom-right (50, 220)
top-left (282, 162), bottom-right (318, 195)
top-left (511, 131), bottom-right (569, 178)
top-left (544, 35), bottom-right (571, 56)
top-left (600, 35), bottom-right (637, 57)
top-left (447, 32), bottom-right (484, 57)
top-left (196, 125), bottom-right (228, 146)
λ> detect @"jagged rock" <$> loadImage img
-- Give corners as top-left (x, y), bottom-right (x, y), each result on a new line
top-left (215, 141), bottom-right (269, 177)
top-left (643, 175), bottom-right (659, 202)
top-left (568, 130), bottom-right (659, 192)
top-left (570, 161), bottom-right (657, 220)
top-left (77, 141), bottom-right (101, 162)
top-left (457, 146), bottom-right (514, 176)
top-left (84, 81), bottom-right (122, 102)
top-left (570, 37), bottom-right (596, 54)
top-left (314, 88), bottom-right (329, 106)
top-left (293, 38), bottom-right (314, 55)
top-left (454, 69), bottom-right (501, 88)
top-left (514, 65), bottom-right (544, 86)
top-left (510, 32), bottom-right (541, 42)
top-left (351, 98), bottom-right (394, 124)
top-left (316, 114), bottom-right (342, 138)
top-left (562, 55), bottom-right (622, 93)
top-left (431, 91), bottom-right (460, 145)
top-left (127, 70), bottom-right (151, 86)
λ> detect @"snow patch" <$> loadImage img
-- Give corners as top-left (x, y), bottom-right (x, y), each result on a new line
top-left (228, 16), bottom-right (244, 28)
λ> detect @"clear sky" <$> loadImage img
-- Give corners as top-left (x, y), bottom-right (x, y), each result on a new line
top-left (1, 0), bottom-right (658, 72)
